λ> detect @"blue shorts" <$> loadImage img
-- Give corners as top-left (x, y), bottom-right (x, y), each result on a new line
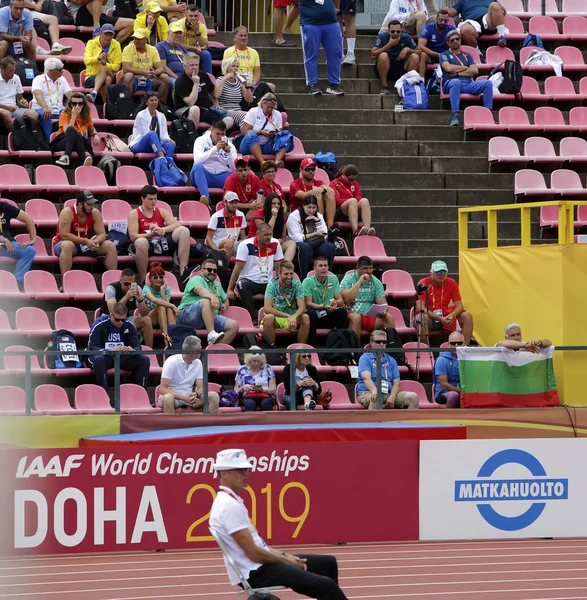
top-left (177, 300), bottom-right (228, 332)
top-left (340, 0), bottom-right (356, 14)
top-left (53, 242), bottom-right (99, 258)
top-left (134, 79), bottom-right (154, 93)
top-left (85, 75), bottom-right (96, 88)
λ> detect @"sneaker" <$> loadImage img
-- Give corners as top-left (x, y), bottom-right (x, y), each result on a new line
top-left (304, 399), bottom-right (316, 410)
top-left (478, 50), bottom-right (486, 64)
top-left (207, 330), bottom-right (225, 346)
top-left (367, 227), bottom-right (376, 236)
top-left (342, 52), bottom-right (355, 65)
top-left (55, 155), bottom-right (70, 166)
top-left (380, 85), bottom-right (391, 95)
top-left (51, 42), bottom-right (72, 55)
top-left (354, 226), bottom-right (367, 236)
top-left (325, 84), bottom-right (345, 96)
top-left (327, 226), bottom-right (340, 241)
top-left (274, 39), bottom-right (296, 47)
top-left (199, 194), bottom-right (209, 206)
top-left (85, 92), bottom-right (97, 104)
top-left (36, 46), bottom-right (50, 56)
top-left (17, 280), bottom-right (25, 293)
top-left (181, 265), bottom-right (193, 284)
top-left (497, 35), bottom-right (507, 48)
top-left (83, 155), bottom-right (93, 166)
top-left (308, 85), bottom-right (323, 95)
top-left (92, 26), bottom-right (101, 38)
top-left (450, 113), bottom-right (461, 127)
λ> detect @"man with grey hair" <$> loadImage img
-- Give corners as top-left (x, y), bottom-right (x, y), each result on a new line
top-left (496, 324), bottom-right (552, 354)
top-left (0, 56), bottom-right (38, 130)
top-left (158, 335), bottom-right (220, 413)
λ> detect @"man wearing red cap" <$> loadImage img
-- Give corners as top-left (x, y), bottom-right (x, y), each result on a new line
top-left (290, 157), bottom-right (336, 229)
top-left (223, 155), bottom-right (263, 219)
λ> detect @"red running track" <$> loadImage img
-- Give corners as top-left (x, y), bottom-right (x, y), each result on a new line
top-left (3, 539), bottom-right (587, 599)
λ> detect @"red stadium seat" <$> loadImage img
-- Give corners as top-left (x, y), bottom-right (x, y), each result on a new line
top-left (34, 384), bottom-right (78, 415)
top-left (94, 133), bottom-right (134, 160)
top-left (141, 345), bottom-right (162, 375)
top-left (15, 307), bottom-right (53, 336)
top-left (403, 342), bottom-right (434, 374)
top-left (274, 168), bottom-right (294, 193)
top-left (36, 164), bottom-right (77, 193)
top-left (488, 136), bottom-right (526, 167)
top-left (25, 198), bottom-right (59, 227)
top-left (519, 76), bottom-right (544, 102)
top-left (353, 236), bottom-right (396, 264)
top-left (62, 270), bottom-right (102, 301)
top-left (551, 169), bottom-right (586, 196)
top-left (463, 106), bottom-right (501, 133)
top-left (554, 46), bottom-right (587, 72)
top-left (0, 309), bottom-right (15, 335)
top-left (561, 0), bottom-right (587, 16)
top-left (0, 271), bottom-right (30, 299)
top-left (559, 137), bottom-right (587, 162)
top-left (484, 45), bottom-right (515, 68)
top-left (382, 269), bottom-right (416, 299)
top-left (102, 199), bottom-right (132, 225)
top-left (315, 167), bottom-right (330, 183)
top-left (0, 386), bottom-right (26, 415)
top-left (528, 0), bottom-right (560, 16)
top-left (540, 205), bottom-right (559, 228)
top-left (388, 305), bottom-right (416, 335)
top-left (120, 383), bottom-right (162, 413)
top-left (0, 164), bottom-right (34, 192)
top-left (543, 76), bottom-right (580, 102)
top-left (400, 379), bottom-right (443, 409)
top-left (75, 384), bottom-right (116, 414)
top-left (57, 37), bottom-right (86, 61)
top-left (75, 166), bottom-right (119, 194)
top-left (515, 169), bottom-right (553, 196)
top-left (498, 0), bottom-right (527, 17)
top-left (4, 345), bottom-right (45, 374)
top-left (534, 106), bottom-right (576, 132)
top-left (570, 106), bottom-right (587, 132)
top-left (115, 165), bottom-right (149, 192)
top-left (156, 199), bottom-right (174, 215)
top-left (207, 343), bottom-right (241, 375)
top-left (24, 271), bottom-right (67, 300)
top-left (528, 15), bottom-right (565, 40)
top-left (321, 381), bottom-right (356, 410)
top-left (16, 235), bottom-right (58, 264)
top-left (178, 201), bottom-right (212, 228)
top-left (498, 106), bottom-right (538, 132)
top-left (162, 271), bottom-right (182, 300)
top-left (102, 269), bottom-right (122, 292)
top-left (562, 16), bottom-right (587, 39)
top-left (54, 306), bottom-right (91, 336)
top-left (524, 137), bottom-right (561, 164)
top-left (519, 47), bottom-right (559, 73)
top-left (223, 306), bottom-right (258, 334)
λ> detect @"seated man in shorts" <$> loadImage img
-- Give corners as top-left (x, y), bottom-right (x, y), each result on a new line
top-left (445, 0), bottom-right (507, 50)
top-left (0, 56), bottom-right (38, 131)
top-left (418, 8), bottom-right (455, 77)
top-left (83, 24), bottom-right (121, 104)
top-left (64, 0), bottom-right (133, 41)
top-left (205, 191), bottom-right (247, 258)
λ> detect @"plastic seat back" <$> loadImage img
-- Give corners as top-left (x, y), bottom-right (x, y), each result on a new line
top-left (544, 76), bottom-right (577, 97)
top-left (524, 136), bottom-right (557, 160)
top-left (34, 384), bottom-right (76, 414)
top-left (62, 270), bottom-right (101, 297)
top-left (551, 168), bottom-right (584, 191)
top-left (102, 199), bottom-right (132, 224)
top-left (560, 136), bottom-right (587, 158)
top-left (499, 106), bottom-right (531, 127)
top-left (179, 200), bottom-right (212, 227)
top-left (116, 165), bottom-right (149, 188)
top-left (515, 169), bottom-right (549, 194)
top-left (528, 0), bottom-right (559, 14)
top-left (25, 198), bottom-right (59, 226)
top-left (101, 270), bottom-right (123, 292)
top-left (529, 15), bottom-right (561, 35)
top-left (554, 45), bottom-right (585, 65)
top-left (15, 307), bottom-right (52, 333)
top-left (74, 384), bottom-right (115, 413)
top-left (353, 235), bottom-right (388, 258)
top-left (0, 386), bottom-right (26, 414)
top-left (4, 345), bottom-right (42, 372)
top-left (534, 106), bottom-right (568, 128)
top-left (488, 136), bottom-right (522, 161)
top-left (55, 306), bottom-right (90, 333)
top-left (0, 163), bottom-right (31, 186)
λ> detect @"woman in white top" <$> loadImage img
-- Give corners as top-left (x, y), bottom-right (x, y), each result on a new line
top-left (129, 91), bottom-right (175, 157)
top-left (213, 58), bottom-right (253, 128)
top-left (286, 195), bottom-right (335, 280)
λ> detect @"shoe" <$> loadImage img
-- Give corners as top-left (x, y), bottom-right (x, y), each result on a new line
top-left (36, 46), bottom-right (50, 56)
top-left (181, 265), bottom-right (193, 284)
top-left (380, 85), bottom-right (391, 95)
top-left (327, 226), bottom-right (340, 241)
top-left (325, 84), bottom-right (345, 95)
top-left (83, 155), bottom-right (93, 166)
top-left (342, 52), bottom-right (356, 65)
top-left (92, 26), bottom-right (101, 38)
top-left (55, 155), bottom-right (70, 166)
top-left (478, 51), bottom-right (486, 64)
top-left (274, 40), bottom-right (296, 47)
top-left (308, 85), bottom-right (323, 95)
top-left (85, 92), bottom-right (97, 104)
top-left (51, 42), bottom-right (72, 55)
top-left (367, 227), bottom-right (376, 236)
top-left (199, 194), bottom-right (209, 206)
top-left (207, 330), bottom-right (225, 346)
top-left (450, 113), bottom-right (460, 127)
top-left (276, 160), bottom-right (285, 169)
top-left (354, 226), bottom-right (367, 236)
top-left (162, 333), bottom-right (173, 350)
top-left (304, 399), bottom-right (316, 410)
top-left (497, 35), bottom-right (507, 48)
top-left (17, 280), bottom-right (25, 293)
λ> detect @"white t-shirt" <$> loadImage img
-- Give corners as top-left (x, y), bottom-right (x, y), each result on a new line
top-left (243, 107), bottom-right (283, 145)
top-left (0, 73), bottom-right (22, 107)
top-left (209, 485), bottom-right (266, 585)
top-left (235, 237), bottom-right (284, 285)
top-left (31, 74), bottom-right (71, 113)
top-left (160, 353), bottom-right (203, 396)
top-left (208, 209), bottom-right (247, 247)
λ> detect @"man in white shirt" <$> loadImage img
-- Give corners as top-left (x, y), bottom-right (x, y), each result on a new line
top-left (209, 448), bottom-right (348, 599)
top-left (190, 119), bottom-right (237, 205)
top-left (205, 191), bottom-right (247, 258)
top-left (158, 335), bottom-right (219, 413)
top-left (0, 55), bottom-right (37, 130)
top-left (380, 0), bottom-right (428, 35)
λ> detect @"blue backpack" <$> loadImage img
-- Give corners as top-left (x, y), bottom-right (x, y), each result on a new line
top-left (149, 156), bottom-right (187, 187)
top-left (46, 329), bottom-right (82, 369)
top-left (522, 34), bottom-right (544, 49)
top-left (402, 80), bottom-right (429, 110)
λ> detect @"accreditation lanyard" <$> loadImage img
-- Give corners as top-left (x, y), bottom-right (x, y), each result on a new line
top-left (407, 0), bottom-right (419, 11)
top-left (149, 115), bottom-right (159, 133)
top-left (235, 178), bottom-right (251, 203)
top-left (450, 51), bottom-right (469, 67)
top-left (316, 276), bottom-right (329, 303)
top-left (373, 357), bottom-right (388, 383)
top-left (223, 209), bottom-right (238, 239)
top-left (75, 218), bottom-right (89, 237)
top-left (256, 244), bottom-right (269, 279)
top-left (280, 281), bottom-right (295, 309)
top-left (219, 487), bottom-right (249, 518)
top-left (8, 19), bottom-right (24, 37)
top-left (430, 283), bottom-right (444, 311)
top-left (170, 46), bottom-right (185, 63)
top-left (44, 75), bottom-right (60, 111)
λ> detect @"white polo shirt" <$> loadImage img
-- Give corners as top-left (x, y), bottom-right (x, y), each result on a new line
top-left (160, 353), bottom-right (202, 396)
top-left (209, 485), bottom-right (266, 585)
top-left (31, 74), bottom-right (71, 113)
top-left (208, 209), bottom-right (247, 247)
top-left (235, 237), bottom-right (284, 285)
top-left (0, 73), bottom-right (22, 107)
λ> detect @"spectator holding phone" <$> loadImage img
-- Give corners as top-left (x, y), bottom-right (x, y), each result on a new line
top-left (234, 347), bottom-right (277, 411)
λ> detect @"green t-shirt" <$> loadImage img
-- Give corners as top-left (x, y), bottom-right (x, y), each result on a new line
top-left (265, 277), bottom-right (304, 315)
top-left (302, 274), bottom-right (340, 306)
top-left (340, 271), bottom-right (385, 315)
top-left (178, 275), bottom-right (227, 313)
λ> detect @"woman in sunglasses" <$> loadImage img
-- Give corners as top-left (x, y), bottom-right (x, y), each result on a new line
top-left (52, 92), bottom-right (99, 167)
top-left (282, 351), bottom-right (322, 410)
top-left (143, 261), bottom-right (178, 347)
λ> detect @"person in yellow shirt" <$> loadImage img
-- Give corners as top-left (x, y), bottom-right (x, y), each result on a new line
top-left (122, 28), bottom-right (169, 100)
top-left (134, 2), bottom-right (168, 45)
top-left (175, 4), bottom-right (212, 73)
top-left (156, 0), bottom-right (186, 23)
top-left (83, 24), bottom-right (122, 104)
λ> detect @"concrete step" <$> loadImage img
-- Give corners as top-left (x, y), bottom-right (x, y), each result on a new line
top-left (378, 222), bottom-right (459, 238)
top-left (262, 62), bottom-right (358, 80)
top-left (257, 46), bottom-right (376, 64)
top-left (214, 32), bottom-right (377, 49)
top-left (287, 108), bottom-right (392, 125)
top-left (272, 77), bottom-right (371, 95)
top-left (396, 256), bottom-right (459, 279)
top-left (325, 156), bottom-right (433, 172)
top-left (419, 141), bottom-right (488, 158)
top-left (356, 172), bottom-right (445, 188)
top-left (374, 206), bottom-right (460, 221)
top-left (385, 239), bottom-right (458, 257)
top-left (405, 125), bottom-right (465, 142)
top-left (303, 140), bottom-right (419, 156)
top-left (457, 190), bottom-right (516, 205)
top-left (445, 173), bottom-right (514, 190)
top-left (279, 93), bottom-right (381, 109)
top-left (432, 157), bottom-right (489, 173)
top-left (294, 123), bottom-right (404, 141)
top-left (366, 189), bottom-right (457, 206)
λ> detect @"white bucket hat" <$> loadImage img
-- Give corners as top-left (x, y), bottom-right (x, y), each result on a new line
top-left (214, 449), bottom-right (253, 470)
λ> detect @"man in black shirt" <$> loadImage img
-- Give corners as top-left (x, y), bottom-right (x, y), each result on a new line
top-left (0, 201), bottom-right (36, 291)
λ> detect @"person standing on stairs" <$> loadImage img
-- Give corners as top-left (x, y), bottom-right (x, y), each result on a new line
top-left (335, 0), bottom-right (357, 66)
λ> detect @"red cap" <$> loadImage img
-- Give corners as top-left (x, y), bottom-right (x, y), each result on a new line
top-left (300, 157), bottom-right (315, 169)
top-left (234, 155), bottom-right (249, 166)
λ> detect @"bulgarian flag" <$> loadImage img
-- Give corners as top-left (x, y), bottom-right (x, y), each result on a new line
top-left (457, 346), bottom-right (559, 408)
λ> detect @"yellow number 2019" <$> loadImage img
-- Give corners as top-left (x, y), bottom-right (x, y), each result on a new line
top-left (279, 482), bottom-right (310, 538)
top-left (185, 484), bottom-right (216, 542)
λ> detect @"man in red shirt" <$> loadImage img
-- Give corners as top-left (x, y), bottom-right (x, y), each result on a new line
top-left (414, 260), bottom-right (474, 344)
top-left (289, 157), bottom-right (336, 228)
top-left (223, 155), bottom-right (262, 219)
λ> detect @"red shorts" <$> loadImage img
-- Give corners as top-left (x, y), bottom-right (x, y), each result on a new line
top-left (361, 315), bottom-right (377, 332)
top-left (273, 0), bottom-right (295, 6)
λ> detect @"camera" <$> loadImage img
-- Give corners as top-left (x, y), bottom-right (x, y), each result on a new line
top-left (415, 283), bottom-right (428, 294)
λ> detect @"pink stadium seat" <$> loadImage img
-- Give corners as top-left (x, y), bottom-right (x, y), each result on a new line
top-left (382, 269), bottom-right (416, 299)
top-left (88, 101), bottom-right (110, 126)
top-left (102, 269), bottom-right (122, 292)
top-left (56, 37), bottom-right (86, 61)
top-left (75, 384), bottom-right (116, 414)
top-left (54, 306), bottom-right (90, 336)
top-left (141, 345), bottom-right (162, 375)
top-left (102, 199), bottom-right (132, 225)
top-left (524, 137), bottom-right (561, 164)
top-left (315, 167), bottom-right (330, 183)
top-left (543, 76), bottom-right (579, 101)
top-left (488, 136), bottom-right (526, 166)
top-left (25, 199), bottom-right (59, 227)
top-left (463, 106), bottom-right (501, 133)
top-left (0, 271), bottom-right (30, 299)
top-left (460, 45), bottom-right (481, 64)
top-left (207, 343), bottom-right (241, 375)
top-left (540, 205), bottom-right (559, 228)
top-left (519, 76), bottom-right (544, 101)
top-left (162, 271), bottom-right (182, 300)
top-left (519, 47), bottom-right (558, 72)
top-left (515, 169), bottom-right (553, 196)
top-left (500, 15), bottom-right (526, 39)
top-left (8, 132), bottom-right (52, 159)
top-left (36, 164), bottom-right (77, 193)
top-left (93, 133), bottom-right (134, 159)
top-left (15, 307), bottom-right (52, 336)
top-left (324, 381), bottom-right (358, 410)
top-left (562, 0), bottom-right (587, 16)
top-left (62, 270), bottom-right (102, 301)
top-left (275, 381), bottom-right (323, 410)
top-left (0, 309), bottom-right (14, 335)
top-left (554, 46), bottom-right (587, 72)
top-left (559, 137), bottom-right (587, 162)
top-left (562, 15), bottom-right (587, 39)
top-left (484, 45), bottom-right (515, 67)
top-left (528, 15), bottom-right (565, 40)
top-left (120, 383), bottom-right (162, 413)
top-left (0, 164), bottom-right (33, 192)
top-left (353, 236), bottom-right (396, 264)
top-left (4, 345), bottom-right (45, 374)
top-left (570, 106), bottom-right (587, 132)
top-left (403, 342), bottom-right (434, 374)
top-left (399, 379), bottom-right (438, 409)
top-left (15, 235), bottom-right (57, 264)
top-left (577, 205), bottom-right (587, 225)
top-left (332, 236), bottom-right (356, 265)
top-left (551, 169), bottom-right (586, 196)
top-left (498, 106), bottom-right (538, 132)
top-left (75, 166), bottom-right (118, 194)
top-left (23, 271), bottom-right (66, 300)
top-left (534, 106), bottom-right (576, 132)
top-left (274, 168), bottom-right (294, 193)
top-left (0, 386), bottom-right (26, 415)
top-left (387, 305), bottom-right (415, 335)
top-left (116, 165), bottom-right (149, 192)
top-left (156, 199), bottom-right (174, 215)
top-left (34, 384), bottom-right (78, 415)
top-left (223, 306), bottom-right (258, 334)
top-left (528, 0), bottom-right (559, 15)
top-left (178, 201), bottom-right (212, 228)
top-left (498, 0), bottom-right (526, 17)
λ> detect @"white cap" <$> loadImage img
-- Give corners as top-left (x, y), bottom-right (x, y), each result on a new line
top-left (213, 449), bottom-right (253, 470)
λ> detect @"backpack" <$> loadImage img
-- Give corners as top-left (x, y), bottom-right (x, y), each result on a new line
top-left (315, 151), bottom-right (339, 180)
top-left (42, 0), bottom-right (74, 25)
top-left (97, 155), bottom-right (121, 185)
top-left (332, 236), bottom-right (348, 257)
top-left (494, 59), bottom-right (523, 95)
top-left (105, 83), bottom-right (134, 120)
top-left (14, 57), bottom-right (38, 86)
top-left (167, 324), bottom-right (196, 351)
top-left (149, 156), bottom-right (188, 187)
top-left (402, 80), bottom-right (429, 110)
top-left (113, 0), bottom-right (138, 18)
top-left (169, 118), bottom-right (198, 154)
top-left (386, 327), bottom-right (409, 370)
top-left (242, 332), bottom-right (285, 366)
top-left (12, 115), bottom-right (49, 150)
top-left (522, 33), bottom-right (544, 49)
top-left (46, 329), bottom-right (82, 369)
top-left (34, 19), bottom-right (50, 47)
top-left (426, 71), bottom-right (441, 95)
top-left (219, 388), bottom-right (240, 408)
top-left (325, 329), bottom-right (359, 366)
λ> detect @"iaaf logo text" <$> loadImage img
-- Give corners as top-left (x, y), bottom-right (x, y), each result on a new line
top-left (16, 455), bottom-right (85, 478)
top-left (454, 449), bottom-right (568, 531)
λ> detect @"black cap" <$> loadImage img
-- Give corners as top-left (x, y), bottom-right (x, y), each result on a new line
top-left (76, 191), bottom-right (99, 205)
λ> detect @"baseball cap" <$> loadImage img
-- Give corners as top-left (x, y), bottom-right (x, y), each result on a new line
top-left (300, 157), bottom-right (315, 169)
top-left (234, 155), bottom-right (249, 167)
top-left (132, 28), bottom-right (150, 39)
top-left (431, 260), bottom-right (448, 273)
top-left (213, 449), bottom-right (253, 471)
top-left (100, 23), bottom-right (115, 34)
top-left (168, 21), bottom-right (185, 33)
top-left (77, 191), bottom-right (98, 205)
top-left (145, 2), bottom-right (162, 12)
top-left (224, 191), bottom-right (239, 203)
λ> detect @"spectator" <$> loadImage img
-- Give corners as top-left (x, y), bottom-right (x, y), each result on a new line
top-left (158, 334), bottom-right (220, 413)
top-left (155, 0), bottom-right (185, 23)
top-left (143, 261), bottom-right (178, 347)
top-left (134, 2), bottom-right (168, 45)
top-left (52, 92), bottom-right (98, 167)
top-left (177, 256), bottom-right (239, 345)
top-left (259, 160), bottom-right (286, 208)
top-left (339, 0), bottom-right (357, 65)
top-left (0, 199), bottom-right (36, 291)
top-left (64, 0), bottom-right (133, 42)
top-left (283, 351), bottom-right (322, 410)
top-left (0, 0), bottom-right (34, 60)
top-left (249, 192), bottom-right (296, 262)
top-left (330, 165), bottom-right (375, 236)
top-left (156, 21), bottom-right (187, 82)
top-left (357, 329), bottom-right (419, 409)
top-left (190, 120), bottom-right (237, 205)
top-left (214, 58), bottom-right (252, 129)
top-left (84, 24), bottom-right (121, 104)
top-left (299, 0), bottom-right (344, 95)
top-left (445, 0), bottom-right (507, 50)
top-left (290, 157), bottom-right (336, 229)
top-left (380, 0), bottom-right (427, 35)
top-left (341, 255), bottom-right (396, 340)
top-left (263, 260), bottom-right (310, 344)
top-left (496, 323), bottom-right (552, 352)
top-left (99, 268), bottom-right (154, 348)
top-left (234, 348), bottom-right (277, 411)
top-left (273, 0), bottom-right (297, 47)
top-left (372, 19), bottom-right (420, 95)
top-left (128, 184), bottom-right (191, 284)
top-left (227, 223), bottom-right (284, 322)
top-left (440, 29), bottom-right (493, 126)
top-left (130, 90), bottom-right (175, 157)
top-left (53, 190), bottom-right (118, 275)
top-left (418, 8), bottom-right (455, 77)
top-left (240, 92), bottom-right (290, 167)
top-left (121, 28), bottom-right (169, 100)
top-left (31, 57), bottom-right (72, 142)
top-left (433, 331), bottom-right (464, 407)
top-left (223, 154), bottom-right (263, 219)
top-left (176, 4), bottom-right (212, 73)
top-left (0, 56), bottom-right (38, 131)
top-left (87, 302), bottom-right (150, 392)
top-left (303, 255), bottom-right (347, 346)
top-left (172, 52), bottom-right (233, 128)
top-left (286, 196), bottom-right (335, 280)
top-left (414, 259), bottom-right (474, 344)
top-left (205, 191), bottom-right (247, 258)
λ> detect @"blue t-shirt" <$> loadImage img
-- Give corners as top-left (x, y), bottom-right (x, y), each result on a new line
top-left (299, 0), bottom-right (337, 26)
top-left (439, 49), bottom-right (475, 81)
top-left (419, 22), bottom-right (456, 54)
top-left (156, 41), bottom-right (187, 77)
top-left (433, 352), bottom-right (460, 399)
top-left (0, 201), bottom-right (20, 241)
top-left (0, 5), bottom-right (33, 35)
top-left (452, 0), bottom-right (490, 21)
top-left (357, 352), bottom-right (400, 394)
top-left (373, 32), bottom-right (417, 63)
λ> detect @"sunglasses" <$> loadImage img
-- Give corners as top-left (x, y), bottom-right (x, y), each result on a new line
top-left (390, 30), bottom-right (402, 35)
top-left (449, 341), bottom-right (464, 346)
top-left (303, 167), bottom-right (315, 172)
top-left (120, 281), bottom-right (133, 287)
top-left (437, 18), bottom-right (449, 23)
top-left (204, 267), bottom-right (217, 273)
top-left (434, 270), bottom-right (448, 275)
top-left (112, 316), bottom-right (126, 323)
top-left (151, 274), bottom-right (164, 280)
top-left (300, 354), bottom-right (311, 359)
top-left (70, 101), bottom-right (83, 106)
top-left (371, 339), bottom-right (387, 345)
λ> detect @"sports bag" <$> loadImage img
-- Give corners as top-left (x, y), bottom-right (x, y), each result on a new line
top-left (386, 327), bottom-right (409, 370)
top-left (42, 0), bottom-right (75, 24)
top-left (97, 155), bottom-right (121, 185)
top-left (493, 59), bottom-right (523, 95)
top-left (105, 83), bottom-right (134, 120)
top-left (15, 57), bottom-right (38, 86)
top-left (103, 135), bottom-right (131, 153)
top-left (219, 388), bottom-right (240, 408)
top-left (167, 324), bottom-right (196, 351)
top-left (402, 80), bottom-right (429, 110)
top-left (522, 33), bottom-right (544, 49)
top-left (149, 156), bottom-right (188, 187)
top-left (46, 329), bottom-right (82, 369)
top-left (169, 117), bottom-right (197, 154)
top-left (12, 115), bottom-right (49, 150)
top-left (325, 329), bottom-right (359, 366)
top-left (113, 0), bottom-right (138, 18)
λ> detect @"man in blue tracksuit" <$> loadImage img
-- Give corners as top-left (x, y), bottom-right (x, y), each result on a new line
top-left (299, 0), bottom-right (344, 96)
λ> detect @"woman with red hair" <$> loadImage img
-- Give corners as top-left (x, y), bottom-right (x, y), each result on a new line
top-left (143, 262), bottom-right (178, 346)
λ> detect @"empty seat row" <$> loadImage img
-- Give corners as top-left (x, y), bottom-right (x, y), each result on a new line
top-left (500, 0), bottom-right (586, 18)
top-left (515, 168), bottom-right (587, 196)
top-left (489, 136), bottom-right (587, 165)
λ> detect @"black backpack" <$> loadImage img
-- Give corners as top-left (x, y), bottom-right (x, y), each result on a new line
top-left (15, 57), bottom-right (38, 86)
top-left (386, 327), bottom-right (409, 370)
top-left (113, 0), bottom-right (138, 18)
top-left (167, 324), bottom-right (196, 351)
top-left (493, 59), bottom-right (523, 95)
top-left (34, 19), bottom-right (50, 47)
top-left (42, 0), bottom-right (74, 24)
top-left (105, 83), bottom-right (134, 120)
top-left (12, 115), bottom-right (49, 150)
top-left (325, 329), bottom-right (359, 366)
top-left (169, 118), bottom-right (198, 154)
top-left (242, 332), bottom-right (285, 366)
top-left (46, 329), bottom-right (82, 369)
